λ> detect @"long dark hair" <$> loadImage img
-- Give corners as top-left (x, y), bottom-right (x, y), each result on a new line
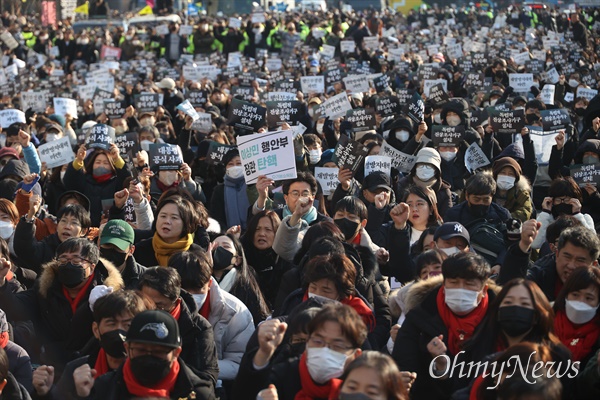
top-left (403, 185), bottom-right (443, 227)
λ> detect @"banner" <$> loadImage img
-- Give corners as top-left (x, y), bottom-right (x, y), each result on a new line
top-left (237, 129), bottom-right (296, 184)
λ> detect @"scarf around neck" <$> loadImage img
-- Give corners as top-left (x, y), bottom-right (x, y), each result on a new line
top-left (295, 352), bottom-right (342, 400)
top-left (224, 175), bottom-right (250, 230)
top-left (152, 233), bottom-right (194, 266)
top-left (283, 205), bottom-right (318, 225)
top-left (217, 268), bottom-right (237, 293)
top-left (554, 310), bottom-right (600, 362)
top-left (122, 357), bottom-right (180, 399)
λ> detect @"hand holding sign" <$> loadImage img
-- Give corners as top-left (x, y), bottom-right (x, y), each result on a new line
top-left (76, 144), bottom-right (87, 163)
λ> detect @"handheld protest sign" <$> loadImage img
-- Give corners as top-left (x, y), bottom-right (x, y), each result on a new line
top-left (570, 164), bottom-right (600, 188)
top-left (0, 109), bottom-right (25, 128)
top-left (103, 100), bottom-right (126, 120)
top-left (187, 90), bottom-right (208, 107)
top-left (232, 86), bottom-right (256, 102)
top-left (100, 45), bottom-right (122, 61)
top-left (228, 98), bottom-right (267, 132)
top-left (346, 108), bottom-right (376, 133)
top-left (206, 141), bottom-right (237, 165)
top-left (236, 129), bottom-right (296, 185)
top-left (134, 94), bottom-right (160, 113)
top-left (114, 132), bottom-right (140, 160)
top-left (465, 142), bottom-right (491, 173)
top-left (343, 75), bottom-right (370, 94)
top-left (364, 156), bottom-right (392, 179)
top-left (540, 109), bottom-right (571, 132)
top-left (86, 124), bottom-right (115, 151)
top-left (332, 135), bottom-right (369, 176)
top-left (176, 99), bottom-right (200, 121)
top-left (266, 101), bottom-right (302, 128)
top-left (191, 113), bottom-right (213, 133)
top-left (314, 167), bottom-right (340, 195)
top-left (320, 92), bottom-right (353, 120)
top-left (380, 141), bottom-right (417, 174)
top-left (53, 98), bottom-right (78, 118)
top-left (373, 74), bottom-right (391, 93)
top-left (508, 73), bottom-right (534, 93)
top-left (148, 143), bottom-right (184, 171)
top-left (428, 83), bottom-right (450, 108)
top-left (37, 137), bottom-right (75, 170)
top-left (21, 91), bottom-right (48, 113)
top-left (432, 126), bottom-right (465, 147)
top-left (403, 92), bottom-right (425, 124)
top-left (488, 108), bottom-right (525, 134)
top-left (324, 68), bottom-right (344, 86)
top-left (300, 76), bottom-right (325, 94)
top-left (376, 95), bottom-right (401, 118)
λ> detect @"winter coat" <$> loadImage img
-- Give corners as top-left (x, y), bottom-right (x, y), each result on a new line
top-left (391, 276), bottom-right (498, 400)
top-left (5, 341), bottom-right (32, 393)
top-left (271, 212), bottom-right (330, 262)
top-left (149, 176), bottom-right (206, 205)
top-left (13, 218), bottom-right (62, 274)
top-left (0, 258), bottom-right (123, 374)
top-left (396, 175), bottom-right (453, 217)
top-left (118, 256), bottom-right (147, 289)
top-left (132, 237), bottom-right (204, 268)
top-left (1, 372), bottom-right (31, 400)
top-left (444, 201), bottom-right (511, 227)
top-left (493, 176), bottom-right (533, 222)
top-left (89, 357), bottom-right (215, 400)
top-left (531, 211), bottom-right (595, 250)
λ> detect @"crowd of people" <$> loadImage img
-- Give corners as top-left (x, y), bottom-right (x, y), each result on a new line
top-left (0, 2), bottom-right (597, 400)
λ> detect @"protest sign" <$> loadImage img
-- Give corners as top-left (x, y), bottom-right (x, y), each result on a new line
top-left (134, 93), bottom-right (160, 113)
top-left (103, 100), bottom-right (126, 120)
top-left (364, 156), bottom-right (392, 179)
top-left (465, 142), bottom-right (491, 173)
top-left (488, 108), bottom-right (525, 134)
top-left (187, 90), bottom-right (208, 107)
top-left (229, 17), bottom-right (242, 29)
top-left (148, 143), bottom-right (183, 171)
top-left (540, 109), bottom-right (571, 131)
top-left (300, 76), bottom-right (325, 94)
top-left (0, 31), bottom-right (18, 50)
top-left (191, 112), bottom-right (213, 133)
top-left (332, 135), bottom-right (369, 176)
top-left (314, 167), bottom-right (339, 195)
top-left (577, 88), bottom-right (598, 101)
top-left (376, 96), bottom-right (401, 117)
top-left (114, 132), bottom-right (140, 157)
top-left (564, 92), bottom-right (574, 103)
top-left (206, 141), bottom-right (236, 165)
top-left (251, 12), bottom-right (266, 23)
top-left (176, 100), bottom-right (200, 121)
top-left (363, 36), bottom-right (379, 51)
top-left (429, 83), bottom-right (450, 108)
top-left (320, 44), bottom-right (336, 60)
top-left (509, 73), bottom-right (534, 93)
top-left (37, 137), bottom-right (74, 169)
top-left (465, 73), bottom-right (485, 90)
top-left (373, 74), bottom-right (391, 93)
top-left (237, 129), bottom-right (296, 184)
top-left (266, 57), bottom-right (283, 72)
top-left (320, 92), bottom-right (353, 120)
top-left (527, 126), bottom-right (559, 165)
top-left (540, 84), bottom-right (555, 105)
top-left (232, 86), bottom-right (256, 102)
top-left (53, 98), bottom-right (78, 118)
top-left (21, 91), bottom-right (47, 113)
top-left (92, 88), bottom-right (113, 114)
top-left (179, 25), bottom-right (193, 36)
top-left (340, 40), bottom-right (356, 54)
top-left (267, 91), bottom-right (297, 101)
top-left (396, 89), bottom-right (413, 106)
top-left (86, 124), bottom-right (115, 151)
top-left (403, 92), bottom-right (425, 124)
top-left (324, 68), bottom-right (344, 86)
top-left (380, 141), bottom-right (416, 174)
top-left (432, 126), bottom-right (465, 147)
top-left (266, 101), bottom-right (301, 128)
top-left (570, 164), bottom-right (600, 187)
top-left (423, 79), bottom-right (447, 97)
top-left (0, 109), bottom-right (25, 128)
top-left (343, 75), bottom-right (370, 93)
top-left (228, 98), bottom-right (267, 131)
top-left (100, 45), bottom-right (122, 60)
top-left (346, 108), bottom-right (376, 132)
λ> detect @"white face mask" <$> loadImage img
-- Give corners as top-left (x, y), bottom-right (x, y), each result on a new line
top-left (568, 79), bottom-right (579, 88)
top-left (440, 246), bottom-right (460, 256)
top-left (125, 35), bottom-right (133, 41)
top-left (159, 171), bottom-right (178, 186)
top-left (446, 115), bottom-right (461, 127)
top-left (440, 150), bottom-right (457, 162)
top-left (192, 293), bottom-right (208, 310)
top-left (444, 287), bottom-right (481, 314)
top-left (226, 165), bottom-right (244, 179)
top-left (490, 98), bottom-right (498, 106)
top-left (395, 130), bottom-right (410, 142)
top-left (433, 113), bottom-right (442, 124)
top-left (140, 140), bottom-right (153, 152)
top-left (305, 346), bottom-right (349, 384)
top-left (308, 292), bottom-right (339, 304)
top-left (496, 175), bottom-right (515, 191)
top-left (316, 123), bottom-right (324, 134)
top-left (45, 133), bottom-right (59, 142)
top-left (514, 106), bottom-right (525, 111)
top-left (60, 170), bottom-right (66, 181)
top-left (114, 126), bottom-right (126, 135)
top-left (416, 165), bottom-right (435, 181)
top-left (0, 220), bottom-right (15, 240)
top-left (308, 149), bottom-right (322, 164)
top-left (565, 299), bottom-right (598, 325)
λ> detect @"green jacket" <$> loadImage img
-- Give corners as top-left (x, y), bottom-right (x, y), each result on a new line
top-left (494, 178), bottom-right (533, 222)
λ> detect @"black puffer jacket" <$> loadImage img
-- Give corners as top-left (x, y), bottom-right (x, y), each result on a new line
top-left (13, 219), bottom-right (62, 274)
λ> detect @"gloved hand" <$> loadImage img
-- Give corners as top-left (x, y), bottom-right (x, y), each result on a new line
top-left (89, 285), bottom-right (114, 312)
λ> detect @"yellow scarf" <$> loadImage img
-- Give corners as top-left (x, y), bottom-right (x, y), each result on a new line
top-left (152, 233), bottom-right (194, 266)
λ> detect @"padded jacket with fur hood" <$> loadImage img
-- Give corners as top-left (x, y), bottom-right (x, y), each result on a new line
top-left (0, 257), bottom-right (123, 374)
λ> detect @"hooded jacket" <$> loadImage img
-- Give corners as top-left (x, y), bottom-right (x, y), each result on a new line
top-left (492, 157), bottom-right (533, 222)
top-left (0, 257), bottom-right (123, 374)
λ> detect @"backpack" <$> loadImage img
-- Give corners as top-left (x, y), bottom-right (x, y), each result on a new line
top-left (465, 219), bottom-right (507, 266)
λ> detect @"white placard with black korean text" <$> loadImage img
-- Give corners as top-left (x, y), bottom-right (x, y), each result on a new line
top-left (237, 129), bottom-right (296, 185)
top-left (38, 137), bottom-right (75, 170)
top-left (314, 167), bottom-right (339, 195)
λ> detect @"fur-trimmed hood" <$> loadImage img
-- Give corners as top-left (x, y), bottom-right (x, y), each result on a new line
top-left (38, 257), bottom-right (124, 298)
top-left (403, 275), bottom-right (502, 314)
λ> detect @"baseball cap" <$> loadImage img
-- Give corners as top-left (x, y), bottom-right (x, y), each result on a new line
top-left (156, 78), bottom-right (176, 90)
top-left (126, 310), bottom-right (181, 349)
top-left (363, 171), bottom-right (392, 192)
top-left (434, 222), bottom-right (470, 244)
top-left (100, 219), bottom-right (135, 252)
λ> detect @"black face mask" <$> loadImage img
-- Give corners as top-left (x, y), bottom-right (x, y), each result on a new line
top-left (58, 262), bottom-right (88, 288)
top-left (99, 329), bottom-right (127, 358)
top-left (497, 305), bottom-right (535, 337)
top-left (130, 355), bottom-right (172, 386)
top-left (468, 203), bottom-right (490, 219)
top-left (526, 114), bottom-right (540, 125)
top-left (552, 203), bottom-right (573, 219)
top-left (100, 247), bottom-right (128, 268)
top-left (288, 342), bottom-right (306, 357)
top-left (574, 107), bottom-right (586, 116)
top-left (212, 246), bottom-right (234, 271)
top-left (334, 218), bottom-right (360, 241)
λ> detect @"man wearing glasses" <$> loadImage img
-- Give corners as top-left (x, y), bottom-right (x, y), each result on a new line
top-left (0, 237), bottom-right (124, 376)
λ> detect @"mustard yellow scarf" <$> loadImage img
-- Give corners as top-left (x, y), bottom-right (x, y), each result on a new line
top-left (152, 233), bottom-right (194, 266)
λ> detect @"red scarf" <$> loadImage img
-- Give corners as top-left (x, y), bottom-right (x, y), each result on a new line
top-left (94, 348), bottom-right (110, 377)
top-left (199, 286), bottom-right (212, 320)
top-left (170, 299), bottom-right (182, 321)
top-left (295, 353), bottom-right (342, 400)
top-left (0, 332), bottom-right (8, 349)
top-left (554, 310), bottom-right (600, 361)
top-left (554, 279), bottom-right (564, 299)
top-left (92, 172), bottom-right (114, 184)
top-left (122, 357), bottom-right (180, 399)
top-left (436, 286), bottom-right (489, 355)
top-left (351, 231), bottom-right (362, 246)
top-left (469, 374), bottom-right (486, 400)
top-left (62, 273), bottom-right (96, 315)
top-left (301, 291), bottom-right (375, 332)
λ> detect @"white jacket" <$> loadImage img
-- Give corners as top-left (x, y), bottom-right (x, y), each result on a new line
top-left (207, 277), bottom-right (255, 381)
top-left (531, 211), bottom-right (596, 250)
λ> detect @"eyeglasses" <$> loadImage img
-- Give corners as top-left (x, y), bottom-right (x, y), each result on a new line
top-left (307, 336), bottom-right (353, 353)
top-left (129, 346), bottom-right (172, 359)
top-left (58, 218), bottom-right (82, 227)
top-left (56, 256), bottom-right (91, 265)
top-left (287, 190), bottom-right (312, 199)
top-left (553, 197), bottom-right (571, 205)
